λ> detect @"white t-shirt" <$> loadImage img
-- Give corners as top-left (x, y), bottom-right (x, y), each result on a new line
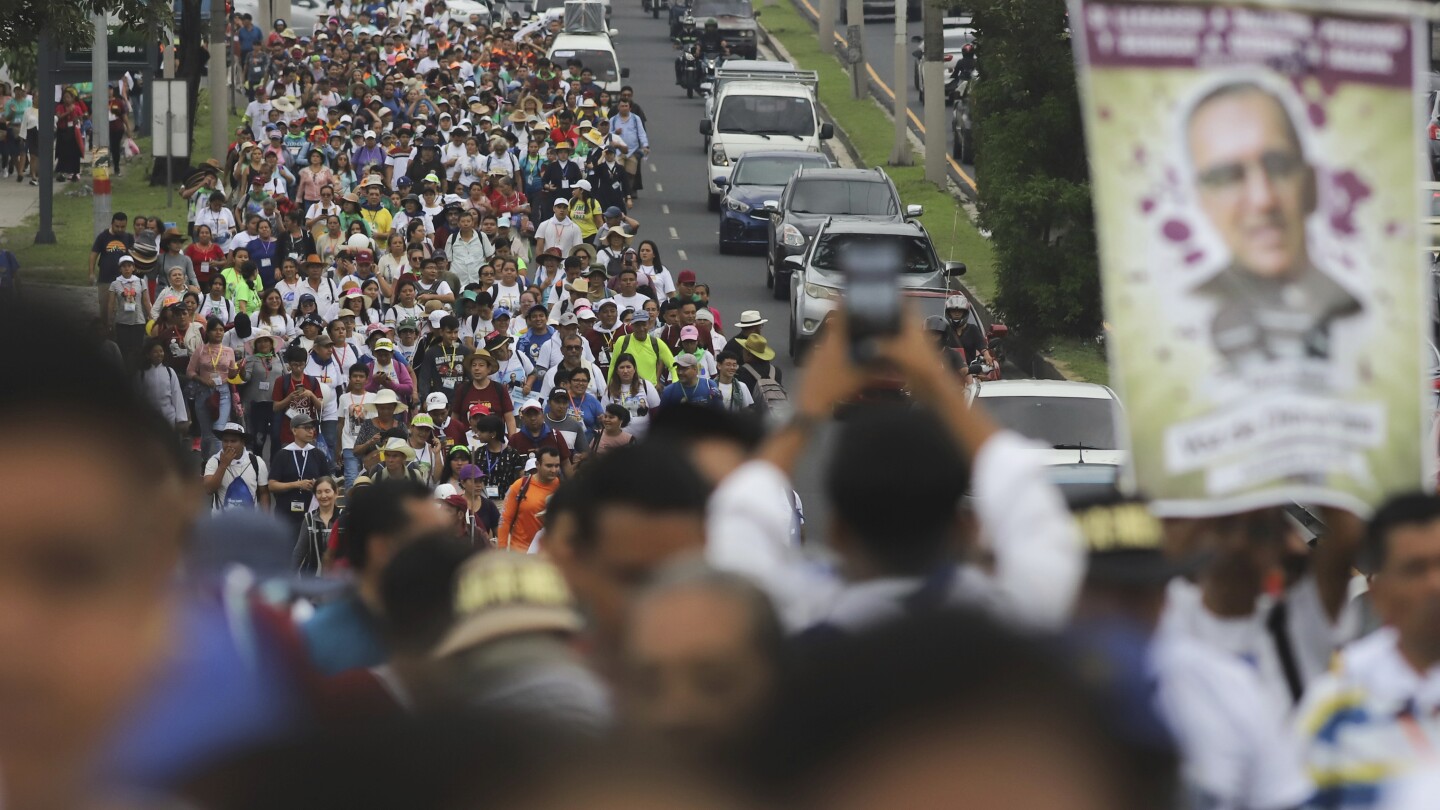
top-left (638, 265), bottom-right (676, 298)
top-left (611, 293), bottom-right (650, 316)
top-left (489, 281), bottom-right (524, 313)
top-left (337, 390), bottom-right (369, 450)
top-left (1159, 576), bottom-right (1337, 716)
top-left (716, 378), bottom-right (755, 410)
top-left (205, 451), bottom-right (270, 513)
top-left (534, 216), bottom-right (583, 256)
top-left (303, 355), bottom-right (344, 420)
top-left (1152, 635), bottom-right (1313, 810)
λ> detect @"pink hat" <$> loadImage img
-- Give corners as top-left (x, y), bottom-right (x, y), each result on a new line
top-left (680, 325), bottom-right (700, 341)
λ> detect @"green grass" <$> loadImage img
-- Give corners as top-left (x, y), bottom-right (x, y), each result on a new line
top-left (763, 0), bottom-right (1112, 382)
top-left (13, 91), bottom-right (241, 286)
top-left (760, 0), bottom-right (997, 303)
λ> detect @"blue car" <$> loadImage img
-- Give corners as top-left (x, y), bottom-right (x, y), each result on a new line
top-left (717, 151), bottom-right (832, 254)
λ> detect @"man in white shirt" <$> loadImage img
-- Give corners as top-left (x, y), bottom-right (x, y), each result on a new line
top-left (194, 194), bottom-right (238, 243)
top-left (1297, 495), bottom-right (1440, 810)
top-left (534, 198), bottom-right (583, 258)
top-left (610, 268), bottom-right (651, 317)
top-left (536, 313), bottom-right (596, 370)
top-left (245, 87), bottom-right (273, 142)
top-left (445, 209), bottom-right (493, 287)
top-left (202, 423), bottom-right (270, 512)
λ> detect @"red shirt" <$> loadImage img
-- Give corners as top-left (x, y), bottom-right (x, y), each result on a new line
top-left (186, 243), bottom-right (226, 287)
top-left (272, 373), bottom-right (323, 444)
top-left (508, 426), bottom-right (571, 463)
top-left (451, 378), bottom-right (514, 422)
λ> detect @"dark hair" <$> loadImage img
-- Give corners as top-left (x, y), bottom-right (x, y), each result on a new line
top-left (750, 610), bottom-right (1169, 810)
top-left (1363, 493), bottom-right (1440, 573)
top-left (553, 367), bottom-right (573, 386)
top-left (379, 534), bottom-right (475, 653)
top-left (826, 405), bottom-right (968, 575)
top-left (342, 479), bottom-right (434, 571)
top-left (535, 445), bottom-right (562, 464)
top-left (648, 405), bottom-right (764, 453)
top-left (603, 402), bottom-right (630, 427)
top-left (283, 345), bottom-right (309, 363)
top-left (348, 362), bottom-right (370, 377)
top-left (563, 442), bottom-right (708, 555)
top-left (472, 414), bottom-right (505, 434)
top-left (439, 315), bottom-right (459, 331)
top-left (112, 211), bottom-right (128, 222)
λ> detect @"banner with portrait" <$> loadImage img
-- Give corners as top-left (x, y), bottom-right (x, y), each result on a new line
top-left (1069, 0), bottom-right (1433, 516)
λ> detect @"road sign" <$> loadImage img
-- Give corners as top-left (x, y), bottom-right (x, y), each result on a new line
top-left (150, 80), bottom-right (190, 158)
top-left (62, 21), bottom-right (149, 68)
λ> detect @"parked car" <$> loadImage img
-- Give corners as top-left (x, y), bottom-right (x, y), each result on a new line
top-left (911, 18), bottom-right (975, 104)
top-left (766, 167), bottom-right (919, 299)
top-left (786, 219), bottom-right (965, 360)
top-left (974, 379), bottom-right (1126, 467)
top-left (717, 150), bottom-right (832, 254)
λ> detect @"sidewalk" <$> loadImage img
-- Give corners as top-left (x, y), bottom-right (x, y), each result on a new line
top-left (1, 176), bottom-right (100, 317)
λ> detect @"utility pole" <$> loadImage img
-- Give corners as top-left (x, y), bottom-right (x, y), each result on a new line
top-left (844, 0), bottom-right (865, 99)
top-left (921, 0), bottom-right (947, 183)
top-left (819, 0), bottom-right (836, 54)
top-left (211, 0), bottom-right (228, 163)
top-left (92, 14), bottom-right (112, 242)
top-left (34, 27), bottom-right (56, 245)
top-left (889, 0), bottom-right (910, 165)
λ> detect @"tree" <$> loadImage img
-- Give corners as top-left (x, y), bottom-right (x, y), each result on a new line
top-left (0, 1), bottom-right (169, 56)
top-left (970, 0), bottom-right (1101, 340)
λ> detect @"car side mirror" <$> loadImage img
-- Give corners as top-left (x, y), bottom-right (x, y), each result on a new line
top-left (610, 28), bottom-right (621, 35)
top-left (905, 204), bottom-right (923, 218)
top-left (620, 66), bottom-right (630, 78)
top-left (819, 122), bottom-right (834, 139)
top-left (912, 48), bottom-right (923, 59)
top-left (783, 255), bottom-right (805, 269)
top-left (761, 199), bottom-right (779, 213)
top-left (945, 261), bottom-right (967, 277)
top-left (699, 120), bottom-right (713, 135)
top-left (714, 177), bottom-right (728, 188)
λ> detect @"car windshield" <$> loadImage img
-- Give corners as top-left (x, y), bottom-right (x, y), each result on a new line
top-left (691, 0), bottom-right (754, 17)
top-left (811, 233), bottom-right (936, 274)
top-left (733, 156), bottom-right (826, 185)
top-left (943, 29), bottom-right (975, 49)
top-left (1046, 464), bottom-right (1121, 505)
top-left (716, 95), bottom-right (814, 136)
top-left (788, 179), bottom-right (898, 216)
top-left (549, 49), bottom-right (618, 82)
top-left (982, 396), bottom-right (1120, 450)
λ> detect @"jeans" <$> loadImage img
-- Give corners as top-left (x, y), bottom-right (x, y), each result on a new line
top-left (342, 448), bottom-right (361, 490)
top-left (247, 401), bottom-right (274, 458)
top-left (320, 419), bottom-right (339, 471)
top-left (195, 384), bottom-right (231, 460)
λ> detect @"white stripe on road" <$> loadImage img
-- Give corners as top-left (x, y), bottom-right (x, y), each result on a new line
top-left (655, 184), bottom-right (663, 192)
top-left (661, 204), bottom-right (670, 215)
top-left (649, 162), bottom-right (658, 172)
top-left (668, 227), bottom-right (680, 240)
top-left (677, 250), bottom-right (688, 261)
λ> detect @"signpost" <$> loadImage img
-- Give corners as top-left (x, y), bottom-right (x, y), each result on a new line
top-left (151, 80), bottom-right (190, 207)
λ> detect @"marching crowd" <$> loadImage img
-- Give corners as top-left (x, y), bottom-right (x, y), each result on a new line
top-left (8, 3), bottom-right (1440, 810)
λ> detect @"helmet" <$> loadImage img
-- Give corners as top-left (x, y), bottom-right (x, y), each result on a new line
top-left (944, 294), bottom-right (970, 312)
top-left (704, 18), bottom-right (718, 28)
top-left (923, 315), bottom-right (949, 333)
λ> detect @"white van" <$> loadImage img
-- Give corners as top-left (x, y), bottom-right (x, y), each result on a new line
top-left (547, 32), bottom-right (629, 92)
top-left (698, 68), bottom-right (833, 211)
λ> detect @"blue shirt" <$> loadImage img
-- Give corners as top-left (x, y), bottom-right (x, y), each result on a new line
top-left (570, 393), bottom-right (605, 444)
top-left (517, 327), bottom-right (554, 365)
top-left (661, 378), bottom-right (723, 409)
top-left (301, 592), bottom-right (387, 675)
top-left (609, 113), bottom-right (649, 154)
top-left (235, 25), bottom-right (264, 55)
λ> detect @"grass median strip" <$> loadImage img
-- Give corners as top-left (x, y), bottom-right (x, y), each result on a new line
top-left (13, 93), bottom-right (238, 287)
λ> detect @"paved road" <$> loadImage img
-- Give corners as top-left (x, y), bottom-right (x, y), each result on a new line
top-left (614, 0), bottom-right (839, 534)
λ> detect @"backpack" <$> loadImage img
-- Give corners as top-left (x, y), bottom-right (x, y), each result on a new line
top-left (745, 362), bottom-right (791, 419)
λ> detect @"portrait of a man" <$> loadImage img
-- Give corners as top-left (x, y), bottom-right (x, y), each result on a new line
top-left (1186, 81), bottom-right (1362, 372)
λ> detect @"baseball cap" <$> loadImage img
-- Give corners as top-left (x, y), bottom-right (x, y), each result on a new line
top-left (680, 325), bottom-right (700, 341)
top-left (373, 338), bottom-right (395, 352)
top-left (575, 307), bottom-right (596, 320)
top-left (603, 206), bottom-right (623, 218)
top-left (678, 270), bottom-right (697, 283)
top-left (519, 398), bottom-right (544, 412)
top-left (364, 130), bottom-right (377, 139)
top-left (411, 413), bottom-right (437, 430)
top-left (432, 553), bottom-right (582, 658)
top-left (493, 307), bottom-right (512, 320)
top-left (425, 392), bottom-right (449, 411)
top-left (558, 312), bottom-right (578, 326)
top-left (290, 413), bottom-right (317, 429)
top-left (675, 353), bottom-right (699, 368)
top-left (457, 463), bottom-right (485, 481)
top-left (630, 311), bottom-right (650, 324)
top-left (467, 402), bottom-right (492, 419)
top-left (217, 422), bottom-right (248, 438)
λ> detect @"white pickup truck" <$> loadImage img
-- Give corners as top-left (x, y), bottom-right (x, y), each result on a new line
top-left (698, 67), bottom-right (833, 211)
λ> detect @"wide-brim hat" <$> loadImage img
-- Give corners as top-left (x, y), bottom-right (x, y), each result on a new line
top-left (382, 437), bottom-right (417, 461)
top-left (737, 334), bottom-right (776, 361)
top-left (582, 129), bottom-right (604, 148)
top-left (507, 110), bottom-right (532, 124)
top-left (365, 387), bottom-right (409, 416)
top-left (272, 96), bottom-right (299, 113)
top-left (484, 333), bottom-right (513, 353)
top-left (734, 310), bottom-right (769, 329)
top-left (432, 552), bottom-right (582, 658)
top-left (468, 347), bottom-right (499, 372)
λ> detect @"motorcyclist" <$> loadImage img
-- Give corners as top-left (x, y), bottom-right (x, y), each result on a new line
top-left (694, 18), bottom-right (730, 62)
top-left (946, 42), bottom-right (977, 96)
top-left (673, 16), bottom-right (701, 85)
top-left (940, 295), bottom-right (995, 374)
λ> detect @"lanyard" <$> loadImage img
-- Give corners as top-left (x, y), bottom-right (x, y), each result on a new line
top-left (290, 448), bottom-right (310, 481)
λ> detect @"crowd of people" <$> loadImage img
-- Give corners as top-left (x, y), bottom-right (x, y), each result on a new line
top-left (8, 3), bottom-right (1440, 810)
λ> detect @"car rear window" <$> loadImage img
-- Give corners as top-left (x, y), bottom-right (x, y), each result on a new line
top-left (787, 179), bottom-right (898, 216)
top-left (981, 395), bottom-right (1120, 450)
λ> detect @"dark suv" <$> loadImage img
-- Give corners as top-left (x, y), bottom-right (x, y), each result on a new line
top-left (762, 167), bottom-right (921, 300)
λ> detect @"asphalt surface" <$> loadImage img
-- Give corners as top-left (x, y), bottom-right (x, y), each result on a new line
top-left (613, 0), bottom-right (839, 534)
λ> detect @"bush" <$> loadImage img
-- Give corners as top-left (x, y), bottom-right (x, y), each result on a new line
top-left (971, 0), bottom-right (1100, 339)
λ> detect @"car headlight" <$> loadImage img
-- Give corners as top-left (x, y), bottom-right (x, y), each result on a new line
top-left (781, 224), bottom-right (806, 247)
top-left (804, 281), bottom-right (841, 301)
top-left (740, 30), bottom-right (754, 37)
top-left (725, 197), bottom-right (751, 214)
top-left (710, 144), bottom-right (729, 166)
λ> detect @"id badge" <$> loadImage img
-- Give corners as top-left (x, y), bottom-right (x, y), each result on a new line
top-left (290, 501), bottom-right (305, 512)
top-left (261, 258), bottom-right (272, 268)
top-left (258, 381), bottom-right (271, 391)
top-left (201, 261), bottom-right (210, 277)
top-left (123, 301), bottom-right (137, 312)
top-left (484, 485), bottom-right (499, 498)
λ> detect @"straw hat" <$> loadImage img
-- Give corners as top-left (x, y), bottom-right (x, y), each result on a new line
top-left (737, 334), bottom-right (776, 361)
top-left (382, 437), bottom-right (417, 461)
top-left (365, 388), bottom-right (409, 416)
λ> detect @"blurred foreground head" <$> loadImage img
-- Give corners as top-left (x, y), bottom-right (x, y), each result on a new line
top-left (751, 610), bottom-right (1168, 810)
top-left (0, 303), bottom-right (196, 809)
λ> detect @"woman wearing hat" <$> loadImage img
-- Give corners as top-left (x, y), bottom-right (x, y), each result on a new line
top-left (365, 336), bottom-right (416, 403)
top-left (238, 328), bottom-right (283, 456)
top-left (353, 388), bottom-right (409, 468)
top-left (595, 226), bottom-right (632, 269)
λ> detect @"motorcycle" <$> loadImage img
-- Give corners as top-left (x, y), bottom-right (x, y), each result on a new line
top-left (698, 51), bottom-right (723, 95)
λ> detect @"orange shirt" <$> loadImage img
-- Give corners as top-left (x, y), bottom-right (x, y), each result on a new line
top-left (497, 473), bottom-right (559, 552)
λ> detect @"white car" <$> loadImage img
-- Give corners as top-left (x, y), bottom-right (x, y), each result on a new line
top-left (974, 379), bottom-right (1126, 467)
top-left (912, 19), bottom-right (975, 104)
top-left (547, 32), bottom-right (628, 92)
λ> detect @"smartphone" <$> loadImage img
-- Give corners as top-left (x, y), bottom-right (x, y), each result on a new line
top-left (839, 238), bottom-right (902, 363)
